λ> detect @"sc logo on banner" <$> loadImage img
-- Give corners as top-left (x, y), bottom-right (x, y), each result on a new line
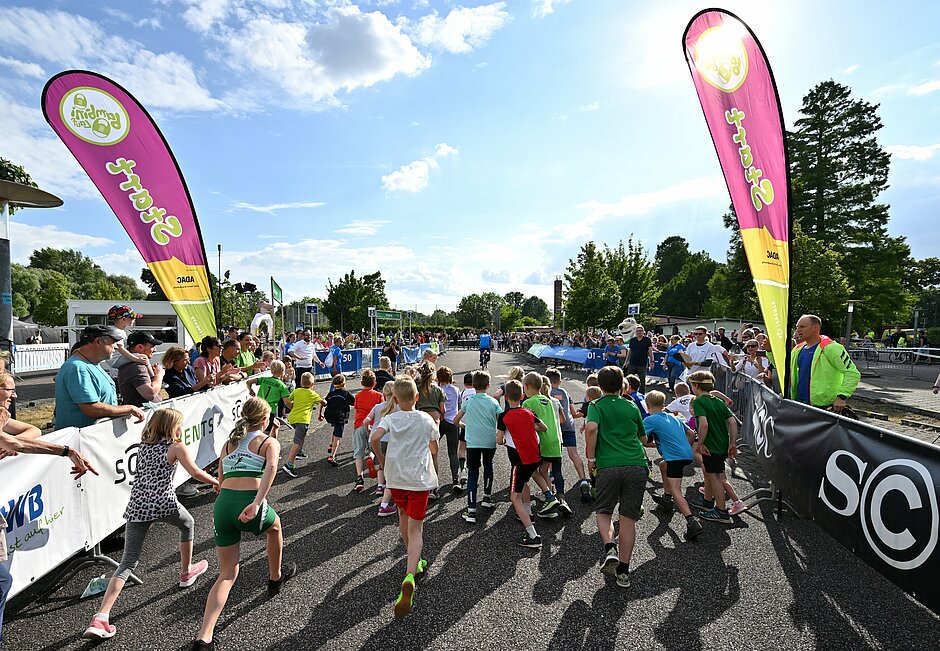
top-left (115, 443), bottom-right (140, 487)
top-left (819, 451), bottom-right (939, 570)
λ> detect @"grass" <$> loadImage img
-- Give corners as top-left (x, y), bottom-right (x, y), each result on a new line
top-left (16, 399), bottom-right (56, 432)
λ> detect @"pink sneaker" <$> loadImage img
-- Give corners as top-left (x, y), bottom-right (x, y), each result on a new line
top-left (375, 484), bottom-right (385, 496)
top-left (377, 504), bottom-right (398, 517)
top-left (179, 559), bottom-right (209, 588)
top-left (728, 501), bottom-right (749, 516)
top-left (698, 486), bottom-right (706, 495)
top-left (83, 617), bottom-right (116, 639)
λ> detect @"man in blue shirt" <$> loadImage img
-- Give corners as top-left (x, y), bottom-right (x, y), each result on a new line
top-left (478, 329), bottom-right (492, 368)
top-left (323, 335), bottom-right (344, 378)
top-left (55, 325), bottom-right (146, 429)
top-left (603, 338), bottom-right (623, 366)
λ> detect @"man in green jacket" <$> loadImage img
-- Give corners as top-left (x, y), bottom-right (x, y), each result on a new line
top-left (791, 314), bottom-right (861, 412)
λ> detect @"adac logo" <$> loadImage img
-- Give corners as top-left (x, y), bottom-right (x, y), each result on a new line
top-left (59, 86), bottom-right (130, 146)
top-left (695, 25), bottom-right (749, 93)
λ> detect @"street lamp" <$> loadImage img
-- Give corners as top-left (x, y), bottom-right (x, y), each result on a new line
top-left (845, 299), bottom-right (863, 346)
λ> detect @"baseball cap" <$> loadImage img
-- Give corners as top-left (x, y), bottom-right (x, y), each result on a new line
top-left (108, 305), bottom-right (140, 320)
top-left (81, 325), bottom-right (125, 342)
top-left (127, 331), bottom-right (163, 347)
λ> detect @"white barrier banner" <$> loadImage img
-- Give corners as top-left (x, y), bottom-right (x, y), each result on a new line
top-left (1, 429), bottom-right (86, 597)
top-left (79, 382), bottom-right (249, 547)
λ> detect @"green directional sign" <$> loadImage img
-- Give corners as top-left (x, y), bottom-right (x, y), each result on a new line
top-left (375, 309), bottom-right (401, 320)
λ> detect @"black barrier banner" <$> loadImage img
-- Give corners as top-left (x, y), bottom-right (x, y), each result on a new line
top-left (737, 371), bottom-right (940, 613)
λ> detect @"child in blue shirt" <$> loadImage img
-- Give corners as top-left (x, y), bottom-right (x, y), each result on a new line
top-left (642, 390), bottom-right (703, 541)
top-left (453, 371), bottom-right (500, 523)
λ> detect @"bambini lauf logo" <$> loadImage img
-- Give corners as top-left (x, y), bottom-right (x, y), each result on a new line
top-left (695, 24), bottom-right (749, 93)
top-left (59, 86), bottom-right (130, 146)
top-left (749, 396), bottom-right (774, 459)
top-left (819, 450), bottom-right (939, 571)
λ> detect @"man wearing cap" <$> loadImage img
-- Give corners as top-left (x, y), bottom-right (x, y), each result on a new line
top-left (55, 325), bottom-right (146, 429)
top-left (118, 331), bottom-right (166, 407)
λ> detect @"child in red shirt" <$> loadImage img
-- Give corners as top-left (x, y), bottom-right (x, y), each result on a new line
top-left (353, 370), bottom-right (384, 492)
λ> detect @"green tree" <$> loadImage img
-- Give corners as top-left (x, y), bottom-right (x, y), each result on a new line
top-left (455, 292), bottom-right (503, 328)
top-left (107, 274), bottom-right (147, 300)
top-left (655, 235), bottom-right (691, 284)
top-left (32, 269), bottom-right (70, 325)
top-left (500, 304), bottom-right (523, 332)
top-left (789, 223), bottom-right (851, 330)
top-left (322, 270), bottom-right (389, 333)
top-left (601, 237), bottom-right (659, 325)
top-left (140, 268), bottom-right (169, 301)
top-left (11, 263), bottom-right (41, 318)
top-left (503, 292), bottom-right (525, 310)
top-left (521, 295), bottom-right (551, 323)
top-left (789, 79), bottom-right (912, 329)
top-left (29, 248), bottom-right (107, 299)
top-left (564, 242), bottom-right (621, 330)
top-left (659, 251), bottom-right (718, 317)
top-left (0, 157), bottom-right (37, 214)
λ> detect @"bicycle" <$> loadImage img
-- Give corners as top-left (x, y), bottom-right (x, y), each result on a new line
top-left (479, 348), bottom-right (491, 370)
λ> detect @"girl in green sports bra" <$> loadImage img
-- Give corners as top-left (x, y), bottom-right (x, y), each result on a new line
top-left (192, 397), bottom-right (296, 651)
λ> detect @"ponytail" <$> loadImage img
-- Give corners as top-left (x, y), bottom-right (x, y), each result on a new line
top-left (416, 361), bottom-right (435, 395)
top-left (229, 396), bottom-right (270, 444)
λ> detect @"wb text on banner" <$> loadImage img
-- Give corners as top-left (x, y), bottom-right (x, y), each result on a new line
top-left (41, 70), bottom-right (217, 343)
top-left (683, 10), bottom-right (790, 382)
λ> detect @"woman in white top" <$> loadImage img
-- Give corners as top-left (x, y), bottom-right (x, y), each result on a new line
top-left (735, 339), bottom-right (769, 381)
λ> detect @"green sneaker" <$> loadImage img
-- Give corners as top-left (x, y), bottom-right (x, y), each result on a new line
top-left (394, 574), bottom-right (415, 619)
top-left (415, 559), bottom-right (428, 579)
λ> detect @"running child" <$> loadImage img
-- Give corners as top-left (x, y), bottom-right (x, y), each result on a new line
top-left (437, 366), bottom-right (462, 493)
top-left (522, 372), bottom-right (565, 517)
top-left (497, 380), bottom-right (548, 549)
top-left (246, 360), bottom-right (290, 437)
top-left (367, 383), bottom-right (399, 516)
top-left (642, 391), bottom-right (703, 540)
top-left (585, 365), bottom-right (648, 588)
top-left (686, 371), bottom-right (740, 523)
top-left (370, 376), bottom-right (438, 619)
top-left (193, 398), bottom-right (295, 650)
top-left (625, 374), bottom-right (649, 418)
top-left (665, 382), bottom-right (693, 421)
top-left (453, 371), bottom-right (500, 523)
top-left (319, 374), bottom-right (355, 466)
top-left (83, 409), bottom-right (219, 640)
top-left (455, 372), bottom-right (475, 487)
top-left (415, 360), bottom-right (445, 499)
top-left (282, 372), bottom-right (323, 478)
top-left (547, 368), bottom-right (590, 501)
top-left (352, 370), bottom-right (384, 492)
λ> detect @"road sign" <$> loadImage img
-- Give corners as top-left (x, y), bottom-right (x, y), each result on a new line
top-left (306, 303), bottom-right (318, 315)
top-left (628, 303), bottom-right (640, 316)
top-left (375, 309), bottom-right (401, 320)
top-left (408, 310), bottom-right (414, 318)
top-left (271, 277), bottom-right (282, 303)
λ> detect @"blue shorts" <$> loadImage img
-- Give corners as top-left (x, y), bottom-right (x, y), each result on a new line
top-left (561, 430), bottom-right (578, 447)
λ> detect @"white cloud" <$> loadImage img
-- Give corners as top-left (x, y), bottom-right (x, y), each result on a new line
top-left (221, 6), bottom-right (429, 108)
top-left (0, 92), bottom-right (96, 199)
top-left (410, 3), bottom-right (511, 54)
top-left (334, 219), bottom-right (390, 236)
top-left (886, 144), bottom-right (940, 161)
top-left (180, 0), bottom-right (232, 33)
top-left (576, 176), bottom-right (726, 221)
top-left (532, 0), bottom-right (571, 18)
top-left (93, 249), bottom-right (147, 283)
top-left (842, 64), bottom-right (859, 75)
top-left (482, 269), bottom-right (511, 283)
top-left (232, 200), bottom-right (326, 214)
top-left (0, 7), bottom-right (220, 111)
top-left (382, 143), bottom-right (459, 192)
top-left (0, 55), bottom-right (44, 78)
top-left (10, 222), bottom-right (113, 263)
top-left (579, 101), bottom-right (599, 112)
top-left (909, 79), bottom-right (940, 95)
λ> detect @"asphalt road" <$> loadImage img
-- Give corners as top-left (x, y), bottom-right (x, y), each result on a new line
top-left (6, 350), bottom-right (940, 650)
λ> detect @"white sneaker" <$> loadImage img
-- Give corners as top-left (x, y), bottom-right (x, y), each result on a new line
top-left (728, 500), bottom-right (749, 516)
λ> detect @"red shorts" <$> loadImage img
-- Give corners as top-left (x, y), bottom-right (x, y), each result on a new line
top-left (389, 488), bottom-right (430, 520)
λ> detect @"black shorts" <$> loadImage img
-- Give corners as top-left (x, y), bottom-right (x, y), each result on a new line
top-left (701, 452), bottom-right (728, 474)
top-left (664, 459), bottom-right (692, 479)
top-left (507, 447), bottom-right (540, 493)
top-left (458, 426), bottom-right (466, 443)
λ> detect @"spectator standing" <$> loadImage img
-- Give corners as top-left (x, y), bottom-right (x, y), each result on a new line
top-left (289, 329), bottom-right (316, 387)
top-left (664, 335), bottom-right (686, 393)
top-left (117, 332), bottom-right (165, 408)
top-left (625, 326), bottom-right (655, 394)
top-left (684, 327), bottom-right (730, 375)
top-left (163, 347), bottom-right (211, 398)
top-left (55, 325), bottom-right (146, 429)
top-left (790, 314), bottom-right (861, 413)
top-left (717, 327), bottom-right (735, 353)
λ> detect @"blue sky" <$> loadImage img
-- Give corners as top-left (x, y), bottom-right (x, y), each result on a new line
top-left (0, 0), bottom-right (937, 313)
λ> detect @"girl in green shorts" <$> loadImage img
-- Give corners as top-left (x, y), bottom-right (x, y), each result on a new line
top-left (192, 397), bottom-right (296, 650)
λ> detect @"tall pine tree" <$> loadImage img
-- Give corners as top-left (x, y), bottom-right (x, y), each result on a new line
top-left (789, 80), bottom-right (911, 329)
